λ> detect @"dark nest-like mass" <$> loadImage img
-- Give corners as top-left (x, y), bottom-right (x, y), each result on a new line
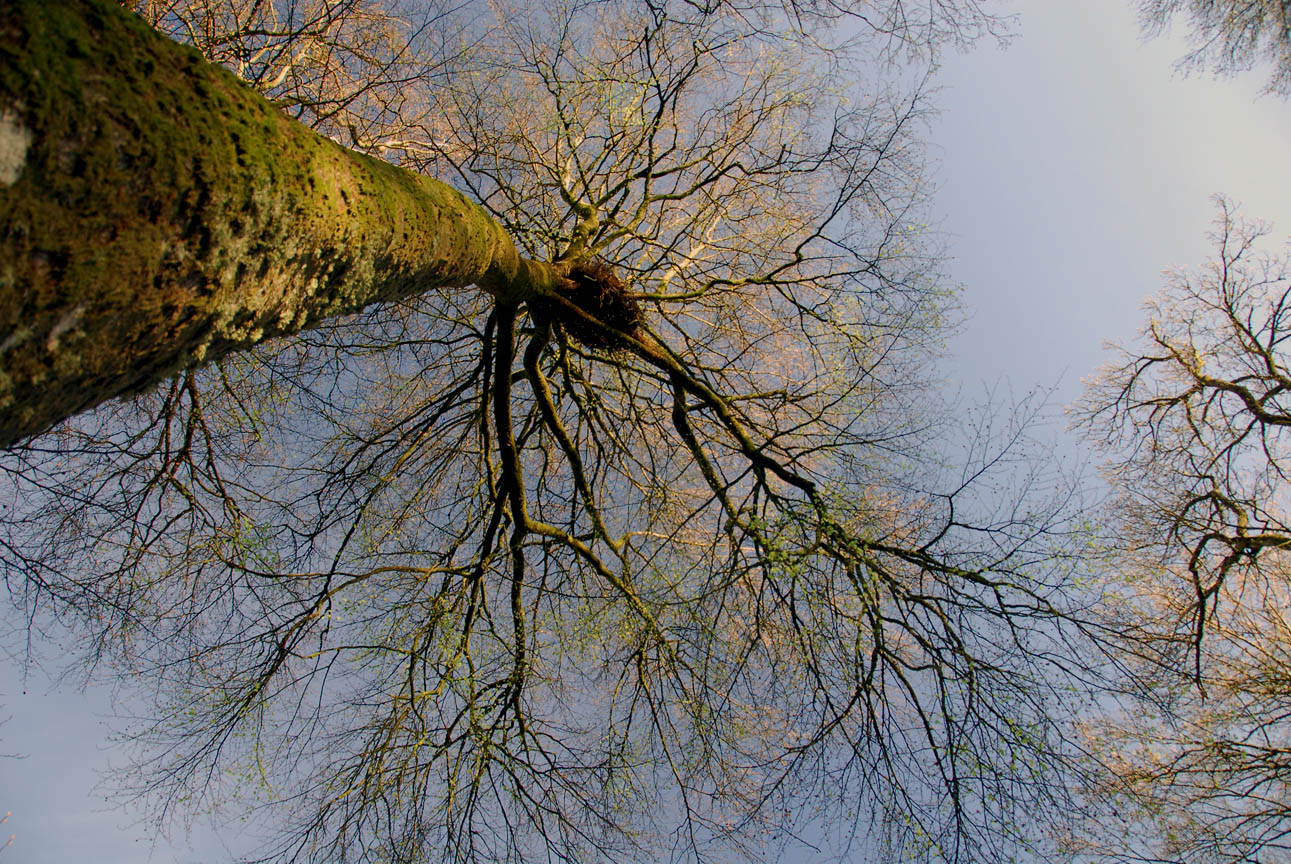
top-left (529, 260), bottom-right (644, 351)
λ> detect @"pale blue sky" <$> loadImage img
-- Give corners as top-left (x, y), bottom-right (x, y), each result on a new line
top-left (4, 2), bottom-right (1291, 861)
top-left (936, 0), bottom-right (1291, 403)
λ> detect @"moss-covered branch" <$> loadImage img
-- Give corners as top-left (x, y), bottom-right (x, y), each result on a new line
top-left (0, 0), bottom-right (561, 446)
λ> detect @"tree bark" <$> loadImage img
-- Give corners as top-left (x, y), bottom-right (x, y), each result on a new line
top-left (0, 0), bottom-right (561, 447)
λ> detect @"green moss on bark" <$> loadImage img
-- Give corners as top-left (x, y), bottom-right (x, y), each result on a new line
top-left (0, 0), bottom-right (559, 446)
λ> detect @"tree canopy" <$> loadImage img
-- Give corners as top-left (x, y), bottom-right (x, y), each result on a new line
top-left (18, 1), bottom-right (1278, 863)
top-left (1073, 200), bottom-right (1291, 863)
top-left (1138, 0), bottom-right (1291, 96)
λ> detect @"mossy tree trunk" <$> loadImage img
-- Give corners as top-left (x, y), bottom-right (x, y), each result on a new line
top-left (0, 0), bottom-right (561, 447)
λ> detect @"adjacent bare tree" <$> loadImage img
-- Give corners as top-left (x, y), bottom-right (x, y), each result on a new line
top-left (1074, 199), bottom-right (1291, 862)
top-left (2, 1), bottom-right (1100, 863)
top-left (1138, 0), bottom-right (1291, 96)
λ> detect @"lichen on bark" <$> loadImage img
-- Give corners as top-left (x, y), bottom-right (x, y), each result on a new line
top-left (0, 0), bottom-right (562, 446)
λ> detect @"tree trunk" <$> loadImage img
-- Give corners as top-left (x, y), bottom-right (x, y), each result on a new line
top-left (0, 0), bottom-right (560, 447)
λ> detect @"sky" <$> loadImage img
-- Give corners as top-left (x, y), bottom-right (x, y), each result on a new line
top-left (935, 0), bottom-right (1291, 403)
top-left (3, 1), bottom-right (1291, 862)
